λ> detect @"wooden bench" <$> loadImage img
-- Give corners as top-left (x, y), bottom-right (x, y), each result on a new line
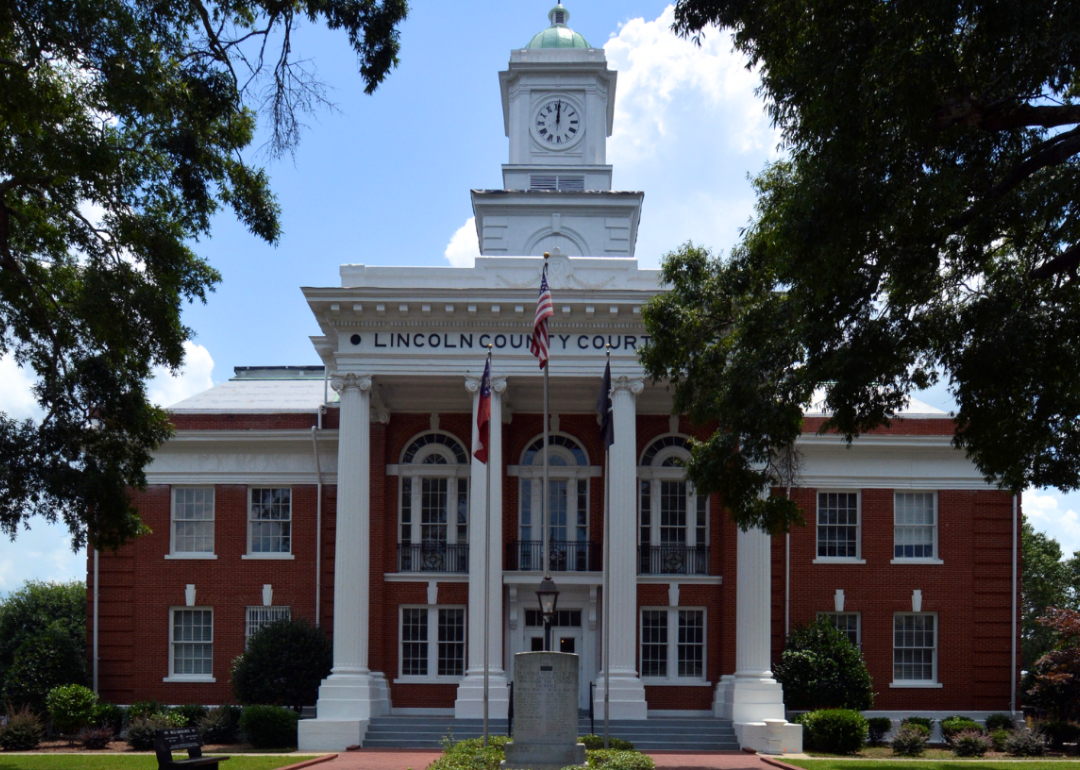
top-left (154, 727), bottom-right (231, 770)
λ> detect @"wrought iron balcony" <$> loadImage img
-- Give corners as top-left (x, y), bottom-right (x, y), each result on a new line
top-left (506, 540), bottom-right (602, 572)
top-left (397, 542), bottom-right (469, 573)
top-left (637, 545), bottom-right (710, 575)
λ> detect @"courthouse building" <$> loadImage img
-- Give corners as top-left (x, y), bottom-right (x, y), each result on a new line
top-left (89, 4), bottom-right (1021, 753)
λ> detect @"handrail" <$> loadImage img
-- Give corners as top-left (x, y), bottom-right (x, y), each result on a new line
top-left (508, 681), bottom-right (514, 736)
top-left (505, 540), bottom-right (602, 572)
top-left (397, 542), bottom-right (469, 573)
top-left (589, 682), bottom-right (595, 735)
top-left (637, 544), bottom-right (710, 575)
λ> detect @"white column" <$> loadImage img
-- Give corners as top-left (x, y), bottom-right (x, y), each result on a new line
top-left (299, 373), bottom-right (389, 751)
top-left (456, 375), bottom-right (510, 718)
top-left (715, 523), bottom-right (802, 753)
top-left (593, 375), bottom-right (647, 720)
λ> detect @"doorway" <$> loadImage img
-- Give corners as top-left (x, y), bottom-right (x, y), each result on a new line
top-left (522, 610), bottom-right (589, 709)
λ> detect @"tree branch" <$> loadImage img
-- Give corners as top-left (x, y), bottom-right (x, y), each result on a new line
top-left (1031, 243), bottom-right (1080, 281)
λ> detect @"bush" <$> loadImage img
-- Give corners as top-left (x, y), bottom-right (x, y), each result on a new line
top-left (581, 734), bottom-right (635, 750)
top-left (1028, 608), bottom-right (1080, 721)
top-left (199, 704), bottom-right (242, 744)
top-left (77, 726), bottom-right (114, 750)
top-left (1006, 727), bottom-right (1047, 757)
top-left (0, 706), bottom-right (45, 751)
top-left (93, 702), bottom-right (124, 733)
top-left (795, 709), bottom-right (868, 754)
top-left (1038, 720), bottom-right (1080, 750)
top-left (985, 713), bottom-right (1016, 732)
top-left (891, 725), bottom-right (929, 757)
top-left (587, 749), bottom-right (655, 770)
top-left (238, 705), bottom-right (299, 749)
top-left (430, 735), bottom-right (508, 770)
top-left (232, 619), bottom-right (332, 711)
top-left (941, 716), bottom-right (982, 743)
top-left (951, 729), bottom-right (992, 757)
top-left (46, 683), bottom-right (98, 736)
top-left (901, 716), bottom-right (933, 734)
top-left (1, 626), bottom-right (90, 713)
top-left (126, 713), bottom-right (185, 751)
top-left (171, 704), bottom-right (208, 726)
top-left (126, 700), bottom-right (165, 722)
top-left (991, 728), bottom-right (1011, 751)
top-left (866, 717), bottom-right (892, 746)
top-left (774, 619), bottom-right (874, 711)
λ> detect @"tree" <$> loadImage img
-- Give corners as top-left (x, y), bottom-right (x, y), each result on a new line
top-left (0, 0), bottom-right (408, 551)
top-left (1027, 608), bottom-right (1080, 721)
top-left (231, 618), bottom-right (331, 711)
top-left (640, 1), bottom-right (1080, 531)
top-left (773, 618), bottom-right (874, 711)
top-left (1021, 519), bottom-right (1079, 669)
top-left (0, 580), bottom-right (87, 694)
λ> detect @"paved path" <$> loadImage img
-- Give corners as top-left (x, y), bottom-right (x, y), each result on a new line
top-left (301, 749), bottom-right (797, 770)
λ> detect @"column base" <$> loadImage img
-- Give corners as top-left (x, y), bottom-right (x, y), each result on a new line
top-left (724, 673), bottom-right (786, 724)
top-left (591, 674), bottom-right (648, 721)
top-left (299, 670), bottom-right (391, 749)
top-left (298, 718), bottom-right (369, 751)
top-left (455, 671), bottom-right (511, 719)
top-left (734, 719), bottom-right (803, 754)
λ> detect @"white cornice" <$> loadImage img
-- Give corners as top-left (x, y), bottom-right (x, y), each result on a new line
top-left (168, 429), bottom-right (339, 442)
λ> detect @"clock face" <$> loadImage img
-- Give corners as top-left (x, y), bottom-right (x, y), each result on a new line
top-left (534, 99), bottom-right (581, 148)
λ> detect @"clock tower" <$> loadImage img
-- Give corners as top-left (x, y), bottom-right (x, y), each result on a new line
top-left (471, 4), bottom-right (644, 257)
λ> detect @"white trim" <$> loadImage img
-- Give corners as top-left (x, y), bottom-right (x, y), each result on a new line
top-left (639, 606), bottom-right (707, 685)
top-left (149, 473), bottom-right (337, 485)
top-left (169, 606), bottom-right (214, 681)
top-left (816, 490), bottom-right (861, 560)
top-left (399, 605), bottom-right (467, 679)
top-left (247, 486), bottom-right (293, 557)
top-left (638, 575), bottom-right (722, 585)
top-left (893, 491), bottom-right (939, 562)
top-left (165, 554), bottom-right (218, 560)
top-left (889, 682), bottom-right (943, 689)
top-left (892, 611), bottom-right (938, 686)
top-left (242, 553), bottom-right (295, 560)
top-left (384, 573), bottom-right (470, 583)
top-left (168, 429), bottom-right (340, 442)
top-left (812, 558), bottom-right (866, 565)
top-left (890, 558), bottom-right (944, 565)
top-left (169, 486), bottom-right (216, 557)
top-left (393, 676), bottom-right (467, 684)
top-left (162, 675), bottom-right (216, 683)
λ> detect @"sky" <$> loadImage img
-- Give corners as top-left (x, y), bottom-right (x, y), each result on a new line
top-left (1, 1), bottom-right (1078, 593)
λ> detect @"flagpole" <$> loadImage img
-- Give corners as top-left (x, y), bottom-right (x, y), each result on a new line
top-left (603, 344), bottom-right (611, 749)
top-left (542, 253), bottom-right (551, 651)
top-left (483, 344), bottom-right (492, 747)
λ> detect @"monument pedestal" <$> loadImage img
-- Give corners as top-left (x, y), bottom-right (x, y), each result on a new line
top-left (501, 652), bottom-right (586, 770)
top-left (455, 671), bottom-right (511, 719)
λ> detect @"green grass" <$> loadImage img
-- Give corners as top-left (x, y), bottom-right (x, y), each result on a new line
top-left (0, 755), bottom-right (320, 770)
top-left (783, 761), bottom-right (1080, 770)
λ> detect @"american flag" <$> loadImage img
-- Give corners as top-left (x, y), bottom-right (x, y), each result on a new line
top-left (530, 262), bottom-right (554, 368)
top-left (474, 355), bottom-right (492, 463)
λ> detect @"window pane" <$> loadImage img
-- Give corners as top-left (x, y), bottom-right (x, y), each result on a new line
top-left (677, 610), bottom-right (704, 678)
top-left (421, 478), bottom-right (449, 543)
top-left (250, 489), bottom-right (291, 553)
top-left (172, 610), bottom-right (213, 676)
top-left (660, 481), bottom-right (687, 544)
top-left (402, 608), bottom-right (428, 676)
top-left (245, 606), bottom-right (291, 645)
top-left (438, 609), bottom-right (465, 676)
top-left (894, 493), bottom-right (936, 558)
top-left (173, 488), bottom-right (215, 553)
top-left (894, 614), bottom-right (935, 681)
top-left (641, 610), bottom-right (667, 677)
top-left (817, 492), bottom-right (859, 558)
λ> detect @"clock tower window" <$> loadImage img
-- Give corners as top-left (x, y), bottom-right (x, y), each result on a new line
top-left (530, 174), bottom-right (585, 192)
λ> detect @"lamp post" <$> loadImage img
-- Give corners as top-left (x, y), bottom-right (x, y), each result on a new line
top-left (536, 575), bottom-right (560, 652)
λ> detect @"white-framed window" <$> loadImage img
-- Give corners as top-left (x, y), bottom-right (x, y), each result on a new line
top-left (248, 488), bottom-right (292, 556)
top-left (816, 491), bottom-right (861, 560)
top-left (398, 433), bottom-right (469, 573)
top-left (169, 487), bottom-right (215, 557)
top-left (893, 492), bottom-right (939, 561)
top-left (398, 606), bottom-right (466, 680)
top-left (639, 607), bottom-right (706, 683)
top-left (818, 611), bottom-right (861, 648)
top-left (638, 435), bottom-right (708, 575)
top-left (516, 434), bottom-right (592, 572)
top-left (245, 606), bottom-right (291, 645)
top-left (893, 613), bottom-right (937, 685)
top-left (168, 608), bottom-right (214, 681)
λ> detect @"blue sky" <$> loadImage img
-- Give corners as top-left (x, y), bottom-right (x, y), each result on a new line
top-left (1, 1), bottom-right (1077, 592)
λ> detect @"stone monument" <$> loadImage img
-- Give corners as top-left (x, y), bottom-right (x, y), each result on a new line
top-left (501, 652), bottom-right (586, 770)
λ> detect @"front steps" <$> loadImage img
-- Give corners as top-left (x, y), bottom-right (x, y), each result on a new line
top-left (360, 714), bottom-right (740, 751)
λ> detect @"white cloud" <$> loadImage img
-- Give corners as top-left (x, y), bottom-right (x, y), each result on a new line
top-left (1025, 489), bottom-right (1080, 557)
top-left (445, 217), bottom-right (481, 268)
top-left (148, 341), bottom-right (216, 408)
top-left (0, 354), bottom-right (42, 421)
top-left (0, 519), bottom-right (86, 595)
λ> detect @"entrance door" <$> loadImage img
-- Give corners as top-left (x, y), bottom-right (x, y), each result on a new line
top-left (554, 629), bottom-right (586, 709)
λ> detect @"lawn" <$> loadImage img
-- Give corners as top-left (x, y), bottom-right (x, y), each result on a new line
top-left (783, 761), bottom-right (1080, 770)
top-left (0, 756), bottom-right (321, 770)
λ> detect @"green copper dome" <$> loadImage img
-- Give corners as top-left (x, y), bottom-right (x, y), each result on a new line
top-left (526, 4), bottom-right (590, 49)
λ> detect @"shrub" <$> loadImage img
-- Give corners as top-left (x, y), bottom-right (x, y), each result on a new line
top-left (891, 725), bottom-right (929, 757)
top-left (125, 700), bottom-right (165, 722)
top-left (774, 619), bottom-right (873, 711)
top-left (1006, 727), bottom-right (1047, 757)
top-left (1028, 608), bottom-right (1080, 721)
top-left (77, 726), bottom-right (114, 750)
top-left (866, 717), bottom-right (892, 746)
top-left (581, 734), bottom-right (635, 750)
top-left (951, 729), bottom-right (992, 757)
top-left (199, 704), bottom-right (242, 744)
top-left (587, 749), bottom-right (655, 770)
top-left (0, 706), bottom-right (45, 751)
top-left (232, 619), bottom-right (332, 711)
top-left (238, 705), bottom-right (299, 749)
top-left (1038, 720), bottom-right (1080, 750)
top-left (985, 713), bottom-right (1016, 732)
top-left (46, 683), bottom-right (98, 736)
top-left (1, 626), bottom-right (90, 713)
top-left (171, 704), bottom-right (208, 726)
top-left (126, 713), bottom-right (185, 751)
top-left (93, 702), bottom-right (124, 733)
top-left (941, 716), bottom-right (982, 743)
top-left (900, 717), bottom-right (933, 735)
top-left (429, 735), bottom-right (508, 770)
top-left (795, 709), bottom-right (868, 754)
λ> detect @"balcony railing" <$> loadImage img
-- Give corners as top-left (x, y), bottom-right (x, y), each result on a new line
top-left (398, 542), bottom-right (469, 573)
top-left (637, 545), bottom-right (710, 575)
top-left (506, 540), bottom-right (602, 572)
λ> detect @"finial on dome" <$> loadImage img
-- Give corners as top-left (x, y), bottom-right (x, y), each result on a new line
top-left (549, 3), bottom-right (569, 27)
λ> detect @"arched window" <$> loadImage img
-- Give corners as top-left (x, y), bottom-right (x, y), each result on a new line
top-left (516, 434), bottom-right (593, 571)
top-left (638, 435), bottom-right (708, 575)
top-left (398, 433), bottom-right (469, 573)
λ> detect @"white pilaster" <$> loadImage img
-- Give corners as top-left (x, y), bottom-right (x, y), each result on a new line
top-left (299, 373), bottom-right (389, 751)
top-left (593, 376), bottom-right (647, 720)
top-left (715, 523), bottom-right (802, 753)
top-left (456, 375), bottom-right (510, 718)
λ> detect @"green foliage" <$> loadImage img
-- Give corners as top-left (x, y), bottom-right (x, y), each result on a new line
top-left (1028, 608), bottom-right (1080, 720)
top-left (774, 618), bottom-right (874, 710)
top-left (901, 717), bottom-right (934, 733)
top-left (45, 684), bottom-right (98, 736)
top-left (232, 618), bottom-right (332, 711)
top-left (866, 717), bottom-right (892, 747)
top-left (92, 702), bottom-right (123, 733)
top-left (76, 726), bottom-right (114, 750)
top-left (580, 734), bottom-right (635, 750)
top-left (794, 709), bottom-right (868, 755)
top-left (941, 716), bottom-right (983, 744)
top-left (586, 749), bottom-right (654, 770)
top-left (2, 625), bottom-right (90, 713)
top-left (645, 1), bottom-right (1080, 529)
top-left (125, 713), bottom-right (185, 751)
top-left (1037, 720), bottom-right (1080, 750)
top-left (1006, 727), bottom-right (1048, 757)
top-left (0, 0), bottom-right (408, 551)
top-left (890, 725), bottom-right (929, 757)
top-left (125, 700), bottom-right (165, 722)
top-left (951, 729), bottom-right (992, 757)
top-left (0, 705), bottom-right (45, 751)
top-left (238, 705), bottom-right (299, 749)
top-left (1022, 521), bottom-right (1080, 668)
top-left (991, 728), bottom-right (1011, 752)
top-left (985, 713), bottom-right (1017, 732)
top-left (171, 704), bottom-right (208, 726)
top-left (198, 704), bottom-right (242, 744)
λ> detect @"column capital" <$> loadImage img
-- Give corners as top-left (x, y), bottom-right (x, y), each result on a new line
top-left (492, 376), bottom-right (508, 394)
top-left (464, 374), bottom-right (508, 394)
top-left (331, 373), bottom-right (373, 394)
top-left (611, 375), bottom-right (644, 397)
top-left (370, 387), bottom-right (391, 424)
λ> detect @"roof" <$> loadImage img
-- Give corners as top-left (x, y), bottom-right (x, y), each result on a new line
top-left (527, 4), bottom-right (590, 49)
top-left (168, 369), bottom-right (335, 413)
